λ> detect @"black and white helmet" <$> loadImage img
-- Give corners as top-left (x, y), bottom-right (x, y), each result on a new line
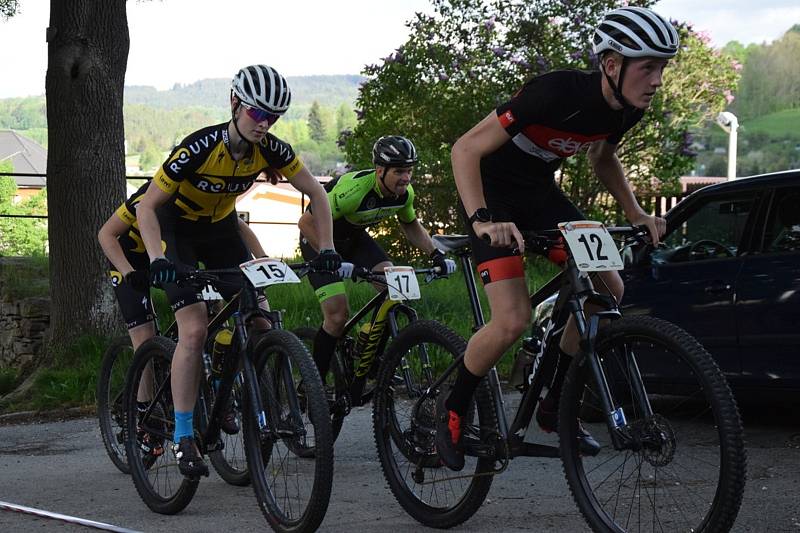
top-left (593, 7), bottom-right (679, 59)
top-left (372, 136), bottom-right (418, 167)
top-left (231, 65), bottom-right (291, 115)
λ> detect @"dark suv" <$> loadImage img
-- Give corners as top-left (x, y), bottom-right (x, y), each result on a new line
top-left (536, 169), bottom-right (800, 397)
top-left (624, 170), bottom-right (800, 396)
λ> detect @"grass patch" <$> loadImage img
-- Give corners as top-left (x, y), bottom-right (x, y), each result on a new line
top-left (0, 255), bottom-right (49, 299)
top-left (743, 108), bottom-right (800, 140)
top-left (0, 368), bottom-right (18, 395)
top-left (3, 255), bottom-right (560, 412)
top-left (268, 256), bottom-right (559, 377)
top-left (9, 335), bottom-right (107, 412)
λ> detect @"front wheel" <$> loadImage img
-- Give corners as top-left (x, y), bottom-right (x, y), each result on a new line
top-left (243, 329), bottom-right (334, 533)
top-left (560, 315), bottom-right (746, 533)
top-left (373, 320), bottom-right (496, 529)
top-left (124, 336), bottom-right (199, 514)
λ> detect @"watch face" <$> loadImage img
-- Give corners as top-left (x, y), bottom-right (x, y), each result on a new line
top-left (472, 209), bottom-right (491, 223)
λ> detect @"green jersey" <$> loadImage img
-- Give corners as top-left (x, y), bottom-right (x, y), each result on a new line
top-left (324, 169), bottom-right (416, 237)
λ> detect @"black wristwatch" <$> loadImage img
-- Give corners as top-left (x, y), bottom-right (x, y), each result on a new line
top-left (468, 208), bottom-right (492, 226)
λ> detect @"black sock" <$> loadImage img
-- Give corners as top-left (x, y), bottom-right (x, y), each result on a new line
top-left (547, 349), bottom-right (574, 401)
top-left (312, 327), bottom-right (338, 379)
top-left (445, 361), bottom-right (483, 417)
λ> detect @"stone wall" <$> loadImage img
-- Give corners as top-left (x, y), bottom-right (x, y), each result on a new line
top-left (0, 258), bottom-right (50, 370)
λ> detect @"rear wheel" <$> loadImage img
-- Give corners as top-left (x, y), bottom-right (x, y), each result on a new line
top-left (205, 370), bottom-right (250, 486)
top-left (560, 315), bottom-right (746, 533)
top-left (373, 320), bottom-right (496, 529)
top-left (243, 329), bottom-right (334, 533)
top-left (124, 336), bottom-right (199, 514)
top-left (294, 326), bottom-right (349, 442)
top-left (97, 336), bottom-right (134, 474)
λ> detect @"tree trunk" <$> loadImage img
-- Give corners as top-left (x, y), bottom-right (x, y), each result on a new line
top-left (45, 1), bottom-right (129, 349)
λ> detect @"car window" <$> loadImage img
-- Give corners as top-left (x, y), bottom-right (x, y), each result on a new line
top-left (763, 188), bottom-right (800, 253)
top-left (653, 193), bottom-right (756, 263)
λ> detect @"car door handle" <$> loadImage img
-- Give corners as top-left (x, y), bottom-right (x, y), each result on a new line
top-left (704, 284), bottom-right (732, 294)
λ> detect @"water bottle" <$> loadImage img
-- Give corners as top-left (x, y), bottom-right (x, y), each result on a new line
top-left (211, 327), bottom-right (234, 383)
top-left (510, 330), bottom-right (543, 391)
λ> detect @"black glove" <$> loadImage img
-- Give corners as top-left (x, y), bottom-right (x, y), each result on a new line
top-left (124, 270), bottom-right (150, 292)
top-left (430, 249), bottom-right (456, 275)
top-left (311, 248), bottom-right (342, 272)
top-left (149, 257), bottom-right (177, 287)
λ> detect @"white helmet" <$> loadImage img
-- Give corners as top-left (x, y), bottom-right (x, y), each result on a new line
top-left (231, 65), bottom-right (291, 115)
top-left (593, 7), bottom-right (679, 59)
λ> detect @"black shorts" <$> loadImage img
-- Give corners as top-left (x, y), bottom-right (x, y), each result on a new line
top-left (160, 211), bottom-right (252, 312)
top-left (299, 229), bottom-right (390, 301)
top-left (108, 249), bottom-right (154, 330)
top-left (466, 179), bottom-right (584, 284)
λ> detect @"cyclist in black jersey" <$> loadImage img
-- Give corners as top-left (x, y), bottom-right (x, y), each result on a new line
top-left (135, 65), bottom-right (340, 477)
top-left (98, 181), bottom-right (268, 388)
top-left (298, 136), bottom-right (456, 382)
top-left (437, 7), bottom-right (678, 470)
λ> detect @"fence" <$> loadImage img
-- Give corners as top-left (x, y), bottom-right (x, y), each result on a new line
top-left (1, 171), bottom-right (690, 229)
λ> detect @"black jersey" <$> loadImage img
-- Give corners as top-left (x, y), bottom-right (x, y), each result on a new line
top-left (481, 70), bottom-right (644, 188)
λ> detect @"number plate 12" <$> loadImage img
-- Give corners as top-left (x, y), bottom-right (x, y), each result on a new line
top-left (558, 221), bottom-right (623, 272)
top-left (384, 266), bottom-right (421, 301)
top-left (239, 258), bottom-right (301, 287)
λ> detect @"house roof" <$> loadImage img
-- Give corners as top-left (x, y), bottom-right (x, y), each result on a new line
top-left (0, 130), bottom-right (47, 187)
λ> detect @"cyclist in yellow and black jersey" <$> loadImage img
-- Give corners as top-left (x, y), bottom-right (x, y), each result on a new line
top-left (135, 65), bottom-right (340, 478)
top-left (153, 126), bottom-right (303, 223)
top-left (97, 180), bottom-right (268, 432)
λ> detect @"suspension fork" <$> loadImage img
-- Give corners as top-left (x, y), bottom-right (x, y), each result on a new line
top-left (388, 305), bottom-right (431, 394)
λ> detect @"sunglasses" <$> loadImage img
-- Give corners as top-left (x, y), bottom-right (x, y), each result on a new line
top-left (241, 102), bottom-right (280, 126)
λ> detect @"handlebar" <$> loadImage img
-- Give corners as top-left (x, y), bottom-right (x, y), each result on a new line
top-left (342, 265), bottom-right (445, 283)
top-left (480, 225), bottom-right (651, 250)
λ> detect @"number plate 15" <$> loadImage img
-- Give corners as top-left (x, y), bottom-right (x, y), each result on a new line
top-left (384, 266), bottom-right (421, 301)
top-left (558, 221), bottom-right (623, 272)
top-left (239, 258), bottom-right (301, 287)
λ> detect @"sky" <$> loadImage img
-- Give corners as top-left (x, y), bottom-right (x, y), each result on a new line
top-left (0, 0), bottom-right (798, 99)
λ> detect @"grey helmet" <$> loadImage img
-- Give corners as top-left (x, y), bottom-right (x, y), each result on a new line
top-left (593, 7), bottom-right (679, 59)
top-left (231, 65), bottom-right (291, 114)
top-left (372, 136), bottom-right (418, 167)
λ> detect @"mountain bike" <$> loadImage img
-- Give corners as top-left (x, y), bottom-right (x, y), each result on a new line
top-left (294, 264), bottom-right (454, 443)
top-left (96, 286), bottom-right (248, 485)
top-left (123, 259), bottom-right (334, 533)
top-left (372, 223), bottom-right (747, 532)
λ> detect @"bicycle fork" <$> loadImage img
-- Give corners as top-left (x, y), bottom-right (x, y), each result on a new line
top-left (578, 310), bottom-right (654, 451)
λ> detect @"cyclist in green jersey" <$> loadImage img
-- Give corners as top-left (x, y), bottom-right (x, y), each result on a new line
top-left (299, 136), bottom-right (456, 382)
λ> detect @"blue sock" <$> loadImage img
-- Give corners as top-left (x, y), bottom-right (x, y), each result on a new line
top-left (174, 411), bottom-right (193, 442)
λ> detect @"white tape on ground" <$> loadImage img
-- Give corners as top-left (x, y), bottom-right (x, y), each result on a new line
top-left (0, 500), bottom-right (141, 533)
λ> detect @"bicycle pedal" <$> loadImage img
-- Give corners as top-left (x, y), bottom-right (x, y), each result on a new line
top-left (461, 437), bottom-right (496, 459)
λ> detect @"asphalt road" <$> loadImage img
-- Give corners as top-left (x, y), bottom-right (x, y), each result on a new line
top-left (0, 399), bottom-right (799, 532)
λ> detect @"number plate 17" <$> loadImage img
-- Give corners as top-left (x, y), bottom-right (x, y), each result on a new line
top-left (384, 266), bottom-right (421, 301)
top-left (558, 221), bottom-right (623, 272)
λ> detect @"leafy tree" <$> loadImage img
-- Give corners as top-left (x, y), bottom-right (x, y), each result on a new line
top-left (138, 142), bottom-right (162, 172)
top-left (335, 103), bottom-right (356, 137)
top-left (345, 0), bottom-right (739, 259)
top-left (0, 168), bottom-right (48, 256)
top-left (0, 0), bottom-right (18, 19)
top-left (307, 100), bottom-right (327, 142)
top-left (735, 30), bottom-right (800, 118)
